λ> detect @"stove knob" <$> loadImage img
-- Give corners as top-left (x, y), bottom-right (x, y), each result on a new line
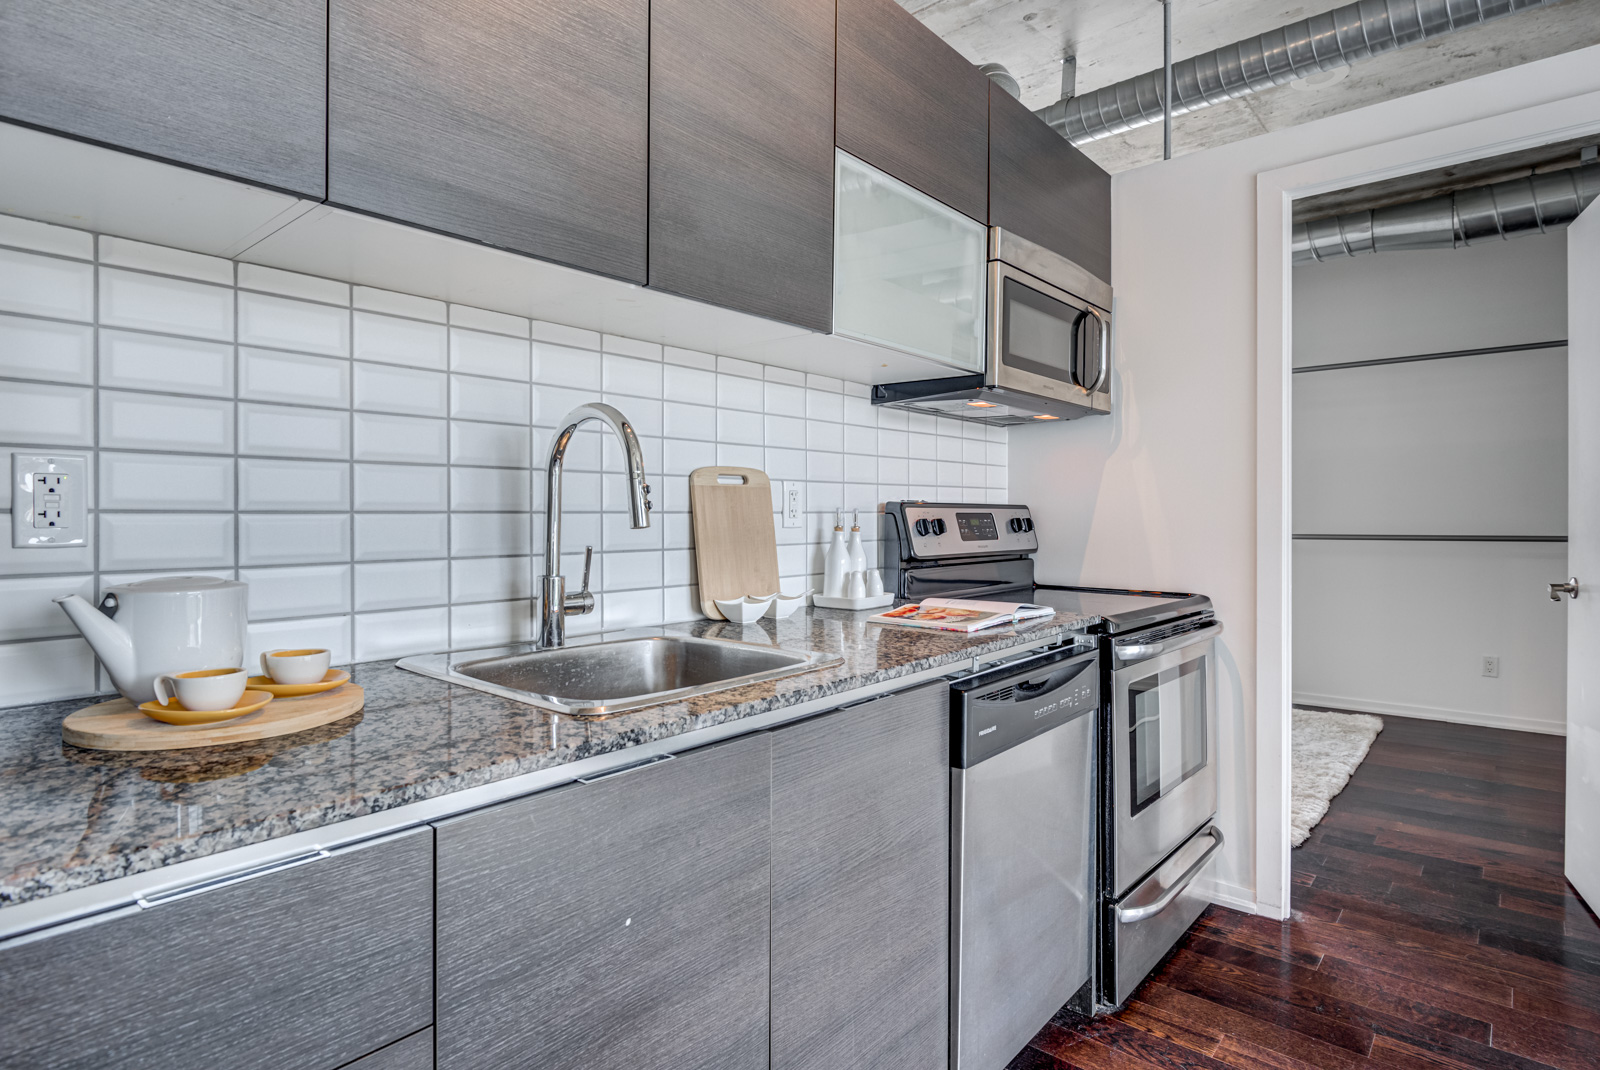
top-left (930, 518), bottom-right (948, 536)
top-left (1008, 517), bottom-right (1024, 533)
top-left (1022, 518), bottom-right (1034, 533)
top-left (914, 518), bottom-right (932, 537)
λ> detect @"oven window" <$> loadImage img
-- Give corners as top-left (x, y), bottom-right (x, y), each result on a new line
top-left (1001, 277), bottom-right (1089, 384)
top-left (1127, 656), bottom-right (1207, 816)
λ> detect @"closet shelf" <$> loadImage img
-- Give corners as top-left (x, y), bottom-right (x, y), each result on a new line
top-left (1294, 339), bottom-right (1566, 375)
top-left (1293, 534), bottom-right (1567, 542)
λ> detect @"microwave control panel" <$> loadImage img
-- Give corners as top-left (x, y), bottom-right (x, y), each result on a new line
top-left (887, 502), bottom-right (1038, 560)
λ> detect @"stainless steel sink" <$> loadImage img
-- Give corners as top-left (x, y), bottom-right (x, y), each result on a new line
top-left (397, 635), bottom-right (840, 718)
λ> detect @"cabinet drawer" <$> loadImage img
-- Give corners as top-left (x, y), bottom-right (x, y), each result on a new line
top-left (0, 828), bottom-right (434, 1070)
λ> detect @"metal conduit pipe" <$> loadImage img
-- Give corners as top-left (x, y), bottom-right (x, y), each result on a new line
top-left (1292, 162), bottom-right (1600, 263)
top-left (1036, 0), bottom-right (1560, 146)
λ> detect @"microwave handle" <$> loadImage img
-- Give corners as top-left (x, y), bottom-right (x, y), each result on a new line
top-left (1079, 310), bottom-right (1109, 394)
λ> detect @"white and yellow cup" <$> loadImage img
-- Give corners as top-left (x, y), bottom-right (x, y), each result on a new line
top-left (153, 667), bottom-right (249, 711)
top-left (260, 647), bottom-right (332, 685)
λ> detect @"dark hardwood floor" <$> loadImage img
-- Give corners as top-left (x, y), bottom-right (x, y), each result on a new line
top-left (1009, 715), bottom-right (1600, 1070)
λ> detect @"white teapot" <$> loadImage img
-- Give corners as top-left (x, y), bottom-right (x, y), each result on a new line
top-left (55, 576), bottom-right (248, 704)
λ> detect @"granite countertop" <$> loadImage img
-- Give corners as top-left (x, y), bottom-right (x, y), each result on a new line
top-left (0, 604), bottom-right (1099, 911)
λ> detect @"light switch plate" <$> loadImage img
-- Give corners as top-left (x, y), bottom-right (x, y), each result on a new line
top-left (12, 453), bottom-right (89, 549)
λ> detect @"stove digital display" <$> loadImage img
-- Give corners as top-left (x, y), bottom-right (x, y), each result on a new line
top-left (955, 512), bottom-right (998, 542)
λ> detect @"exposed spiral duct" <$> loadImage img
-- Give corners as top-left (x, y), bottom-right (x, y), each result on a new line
top-left (1292, 162), bottom-right (1600, 263)
top-left (1036, 0), bottom-right (1562, 146)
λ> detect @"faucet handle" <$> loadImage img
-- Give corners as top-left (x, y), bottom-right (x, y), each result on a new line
top-left (561, 545), bottom-right (597, 618)
top-left (579, 545), bottom-right (593, 594)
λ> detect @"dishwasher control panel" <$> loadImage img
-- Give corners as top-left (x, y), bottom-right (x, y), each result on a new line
top-left (951, 646), bottom-right (1099, 768)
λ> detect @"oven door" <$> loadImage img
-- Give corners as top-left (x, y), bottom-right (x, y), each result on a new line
top-left (988, 261), bottom-right (1110, 414)
top-left (1110, 621), bottom-right (1221, 897)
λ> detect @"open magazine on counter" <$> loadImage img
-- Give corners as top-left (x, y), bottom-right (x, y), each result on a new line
top-left (867, 597), bottom-right (1057, 633)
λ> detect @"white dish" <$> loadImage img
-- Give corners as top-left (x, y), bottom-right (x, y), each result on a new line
top-left (813, 592), bottom-right (895, 612)
top-left (752, 589), bottom-right (812, 620)
top-left (713, 595), bottom-right (775, 623)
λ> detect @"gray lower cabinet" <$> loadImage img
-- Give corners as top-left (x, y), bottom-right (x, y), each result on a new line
top-left (770, 683), bottom-right (951, 1070)
top-left (434, 734), bottom-right (772, 1070)
top-left (0, 828), bottom-right (434, 1070)
top-left (989, 87), bottom-right (1113, 284)
top-left (0, 0), bottom-right (326, 197)
top-left (649, 0), bottom-right (835, 331)
top-left (329, 0), bottom-right (649, 283)
top-left (343, 1028), bottom-right (434, 1070)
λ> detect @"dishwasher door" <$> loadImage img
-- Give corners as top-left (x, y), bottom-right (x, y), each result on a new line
top-left (951, 648), bottom-right (1097, 1070)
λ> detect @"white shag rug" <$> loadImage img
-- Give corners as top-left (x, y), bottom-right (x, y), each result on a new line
top-left (1291, 708), bottom-right (1384, 847)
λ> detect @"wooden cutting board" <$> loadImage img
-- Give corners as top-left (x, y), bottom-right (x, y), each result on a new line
top-left (690, 466), bottom-right (781, 620)
top-left (62, 685), bottom-right (365, 752)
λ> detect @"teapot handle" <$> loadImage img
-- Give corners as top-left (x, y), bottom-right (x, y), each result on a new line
top-left (98, 593), bottom-right (119, 620)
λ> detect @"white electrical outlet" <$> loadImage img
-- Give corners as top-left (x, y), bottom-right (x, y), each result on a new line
top-left (1482, 656), bottom-right (1500, 678)
top-left (783, 481), bottom-right (803, 528)
top-left (12, 453), bottom-right (88, 549)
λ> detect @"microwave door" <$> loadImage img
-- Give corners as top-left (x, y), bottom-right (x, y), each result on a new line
top-left (990, 266), bottom-right (1110, 414)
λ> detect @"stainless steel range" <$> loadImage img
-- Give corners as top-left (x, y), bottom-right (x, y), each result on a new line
top-left (881, 501), bottom-right (1222, 1017)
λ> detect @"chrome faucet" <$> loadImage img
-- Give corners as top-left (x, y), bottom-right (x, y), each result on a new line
top-left (540, 403), bottom-right (651, 647)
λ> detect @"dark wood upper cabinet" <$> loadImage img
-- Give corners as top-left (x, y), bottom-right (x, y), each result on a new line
top-left (649, 0), bottom-right (835, 332)
top-left (836, 0), bottom-right (989, 223)
top-left (0, 0), bottom-right (326, 198)
top-left (989, 87), bottom-right (1112, 283)
top-left (0, 830), bottom-right (434, 1070)
top-left (329, 0), bottom-right (648, 283)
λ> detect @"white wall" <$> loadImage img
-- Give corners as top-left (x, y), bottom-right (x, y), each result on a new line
top-left (0, 212), bottom-right (1009, 709)
top-left (1292, 237), bottom-right (1568, 733)
top-left (1009, 45), bottom-right (1600, 913)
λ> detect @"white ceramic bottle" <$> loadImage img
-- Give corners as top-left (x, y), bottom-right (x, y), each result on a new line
top-left (823, 510), bottom-right (850, 597)
top-left (846, 510), bottom-right (868, 576)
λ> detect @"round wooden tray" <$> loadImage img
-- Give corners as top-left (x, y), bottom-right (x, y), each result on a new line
top-left (62, 685), bottom-right (364, 752)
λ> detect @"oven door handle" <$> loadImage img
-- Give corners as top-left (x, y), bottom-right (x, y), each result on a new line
top-left (1114, 620), bottom-right (1223, 662)
top-left (1115, 826), bottom-right (1225, 924)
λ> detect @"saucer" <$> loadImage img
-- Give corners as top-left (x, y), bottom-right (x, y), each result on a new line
top-left (139, 690), bottom-right (274, 726)
top-left (246, 668), bottom-right (350, 698)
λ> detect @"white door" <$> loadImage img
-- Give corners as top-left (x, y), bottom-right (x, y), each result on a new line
top-left (1568, 201), bottom-right (1600, 909)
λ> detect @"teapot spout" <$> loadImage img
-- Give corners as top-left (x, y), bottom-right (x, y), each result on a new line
top-left (54, 594), bottom-right (135, 693)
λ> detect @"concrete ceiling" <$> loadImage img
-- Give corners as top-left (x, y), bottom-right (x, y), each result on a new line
top-left (900, 0), bottom-right (1600, 173)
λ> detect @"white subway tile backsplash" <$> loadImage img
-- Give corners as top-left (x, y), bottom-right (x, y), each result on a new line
top-left (353, 463), bottom-right (448, 511)
top-left (355, 286), bottom-right (446, 322)
top-left (717, 373), bottom-right (763, 410)
top-left (100, 513), bottom-right (234, 570)
top-left (354, 310), bottom-right (446, 369)
top-left (717, 443), bottom-right (763, 469)
top-left (962, 439), bottom-right (986, 464)
top-left (664, 402), bottom-right (716, 442)
top-left (238, 263), bottom-right (349, 306)
top-left (764, 382), bottom-right (806, 417)
top-left (878, 457), bottom-right (909, 483)
top-left (529, 319), bottom-right (600, 351)
top-left (238, 292), bottom-right (350, 356)
top-left (100, 390), bottom-right (233, 454)
top-left (241, 564), bottom-right (352, 621)
top-left (99, 236), bottom-right (231, 285)
top-left (355, 559), bottom-right (450, 612)
top-left (604, 550), bottom-right (663, 591)
top-left (807, 452), bottom-right (843, 482)
top-left (239, 348), bottom-right (350, 408)
top-left (100, 452), bottom-right (233, 511)
top-left (0, 575), bottom-right (94, 640)
top-left (878, 429), bottom-right (909, 456)
top-left (603, 353), bottom-right (662, 398)
top-left (354, 607), bottom-right (448, 661)
top-left (843, 394), bottom-right (874, 426)
top-left (603, 587), bottom-right (663, 630)
top-left (249, 616), bottom-right (352, 669)
top-left (451, 420), bottom-right (530, 468)
top-left (451, 512), bottom-right (530, 558)
top-left (451, 599), bottom-right (533, 648)
top-left (452, 466), bottom-right (531, 512)
top-left (100, 267), bottom-right (231, 340)
top-left (0, 380), bottom-right (94, 446)
top-left (806, 388), bottom-right (843, 422)
top-left (354, 512), bottom-right (449, 562)
top-left (603, 335), bottom-right (662, 361)
top-left (664, 346), bottom-right (715, 370)
top-left (238, 402), bottom-right (350, 460)
top-left (531, 343), bottom-right (601, 391)
top-left (0, 215), bottom-right (93, 259)
top-left (0, 537), bottom-right (94, 579)
top-left (718, 356), bottom-right (764, 379)
top-left (662, 363), bottom-right (716, 405)
top-left (534, 383), bottom-right (601, 428)
top-left (239, 513), bottom-right (350, 566)
top-left (238, 458), bottom-right (350, 512)
top-left (664, 584), bottom-right (698, 623)
top-left (99, 330), bottom-right (234, 398)
top-left (663, 513), bottom-right (692, 550)
top-left (603, 395), bottom-right (661, 438)
top-left (661, 438), bottom-right (715, 477)
top-left (0, 637), bottom-right (97, 705)
top-left (936, 436), bottom-right (963, 462)
top-left (451, 555), bottom-right (531, 603)
top-left (451, 328), bottom-right (531, 381)
top-left (354, 413), bottom-right (448, 464)
top-left (843, 453), bottom-right (876, 483)
top-left (986, 441), bottom-right (1008, 466)
top-left (0, 314), bottom-right (94, 384)
top-left (452, 374), bottom-right (531, 425)
top-left (806, 420), bottom-right (843, 453)
top-left (602, 512), bottom-right (661, 551)
top-left (765, 447), bottom-right (806, 481)
top-left (451, 304), bottom-right (530, 338)
top-left (0, 248), bottom-right (94, 321)
top-left (353, 361), bottom-right (447, 417)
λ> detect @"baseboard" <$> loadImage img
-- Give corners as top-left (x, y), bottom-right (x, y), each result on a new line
top-left (1292, 691), bottom-right (1565, 736)
top-left (1198, 877), bottom-right (1261, 916)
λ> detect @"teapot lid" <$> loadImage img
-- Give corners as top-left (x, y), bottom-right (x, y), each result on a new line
top-left (105, 575), bottom-right (245, 594)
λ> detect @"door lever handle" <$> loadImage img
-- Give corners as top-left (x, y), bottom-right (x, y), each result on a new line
top-left (1549, 577), bottom-right (1579, 602)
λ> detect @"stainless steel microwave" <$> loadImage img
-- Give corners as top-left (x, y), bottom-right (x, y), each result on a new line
top-left (871, 228), bottom-right (1112, 426)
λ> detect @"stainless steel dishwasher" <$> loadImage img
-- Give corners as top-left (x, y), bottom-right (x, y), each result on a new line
top-left (950, 641), bottom-right (1099, 1070)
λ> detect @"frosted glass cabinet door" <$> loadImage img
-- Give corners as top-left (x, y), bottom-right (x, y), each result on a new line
top-left (833, 151), bottom-right (987, 371)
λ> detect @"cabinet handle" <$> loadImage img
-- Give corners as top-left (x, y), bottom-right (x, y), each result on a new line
top-left (135, 848), bottom-right (330, 909)
top-left (576, 753), bottom-right (674, 784)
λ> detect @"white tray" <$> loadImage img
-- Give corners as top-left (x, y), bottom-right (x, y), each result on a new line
top-left (812, 592), bottom-right (895, 612)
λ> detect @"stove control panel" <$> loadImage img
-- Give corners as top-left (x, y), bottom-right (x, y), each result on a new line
top-left (886, 502), bottom-right (1038, 560)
